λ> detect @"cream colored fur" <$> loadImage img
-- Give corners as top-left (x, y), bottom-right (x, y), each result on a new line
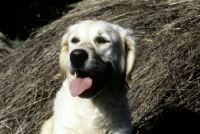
top-left (41, 20), bottom-right (136, 134)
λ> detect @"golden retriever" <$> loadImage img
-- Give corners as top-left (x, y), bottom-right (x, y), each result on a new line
top-left (41, 20), bottom-right (136, 134)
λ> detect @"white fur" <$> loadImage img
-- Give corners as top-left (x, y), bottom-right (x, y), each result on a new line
top-left (41, 20), bottom-right (136, 134)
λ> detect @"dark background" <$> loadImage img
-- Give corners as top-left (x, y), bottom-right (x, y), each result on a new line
top-left (0, 0), bottom-right (81, 41)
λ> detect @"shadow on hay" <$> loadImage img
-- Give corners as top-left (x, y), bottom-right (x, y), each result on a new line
top-left (133, 108), bottom-right (200, 134)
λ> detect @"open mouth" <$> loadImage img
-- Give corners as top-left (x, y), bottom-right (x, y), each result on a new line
top-left (69, 63), bottom-right (113, 98)
top-left (76, 70), bottom-right (98, 79)
top-left (69, 70), bottom-right (97, 97)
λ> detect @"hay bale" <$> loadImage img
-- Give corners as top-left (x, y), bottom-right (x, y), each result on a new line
top-left (0, 0), bottom-right (199, 134)
top-left (0, 32), bottom-right (13, 60)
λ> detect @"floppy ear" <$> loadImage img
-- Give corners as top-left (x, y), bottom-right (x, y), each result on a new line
top-left (123, 29), bottom-right (136, 88)
top-left (56, 33), bottom-right (69, 79)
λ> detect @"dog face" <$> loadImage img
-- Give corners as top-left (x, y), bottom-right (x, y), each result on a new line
top-left (58, 20), bottom-right (135, 98)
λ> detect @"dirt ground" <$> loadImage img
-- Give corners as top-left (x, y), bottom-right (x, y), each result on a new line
top-left (0, 0), bottom-right (200, 134)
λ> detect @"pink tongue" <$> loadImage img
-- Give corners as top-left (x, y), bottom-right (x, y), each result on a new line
top-left (70, 77), bottom-right (93, 97)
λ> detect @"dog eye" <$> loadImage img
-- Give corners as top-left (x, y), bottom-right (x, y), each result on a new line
top-left (96, 37), bottom-right (109, 44)
top-left (71, 37), bottom-right (80, 44)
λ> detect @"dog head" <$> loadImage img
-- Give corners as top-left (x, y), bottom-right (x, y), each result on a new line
top-left (58, 20), bottom-right (136, 98)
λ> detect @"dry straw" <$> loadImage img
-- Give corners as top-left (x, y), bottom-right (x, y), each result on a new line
top-left (0, 0), bottom-right (199, 133)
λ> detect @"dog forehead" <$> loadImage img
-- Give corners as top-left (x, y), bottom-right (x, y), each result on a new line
top-left (70, 21), bottom-right (114, 36)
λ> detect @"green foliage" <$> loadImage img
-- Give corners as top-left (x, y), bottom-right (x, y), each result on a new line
top-left (11, 38), bottom-right (25, 48)
top-left (0, 0), bottom-right (81, 41)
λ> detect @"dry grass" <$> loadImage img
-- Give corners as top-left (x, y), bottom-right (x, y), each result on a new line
top-left (0, 32), bottom-right (13, 60)
top-left (0, 0), bottom-right (199, 133)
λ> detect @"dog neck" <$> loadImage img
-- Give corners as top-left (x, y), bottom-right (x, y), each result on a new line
top-left (54, 78), bottom-right (131, 132)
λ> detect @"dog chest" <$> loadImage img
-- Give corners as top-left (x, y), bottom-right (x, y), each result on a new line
top-left (53, 83), bottom-right (107, 132)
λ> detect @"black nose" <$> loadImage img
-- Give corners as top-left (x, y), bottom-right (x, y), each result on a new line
top-left (70, 49), bottom-right (88, 67)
